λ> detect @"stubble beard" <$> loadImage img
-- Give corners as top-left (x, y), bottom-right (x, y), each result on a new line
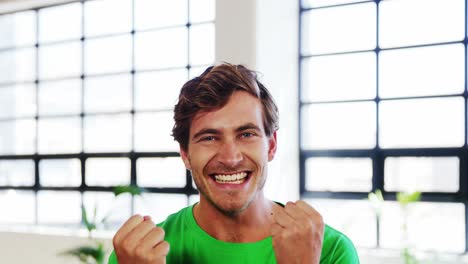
top-left (192, 165), bottom-right (268, 217)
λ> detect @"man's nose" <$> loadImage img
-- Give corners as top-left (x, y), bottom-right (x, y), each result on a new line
top-left (217, 140), bottom-right (243, 166)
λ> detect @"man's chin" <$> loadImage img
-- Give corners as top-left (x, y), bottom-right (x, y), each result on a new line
top-left (209, 198), bottom-right (252, 216)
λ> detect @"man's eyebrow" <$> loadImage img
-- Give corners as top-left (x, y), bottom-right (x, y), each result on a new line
top-left (192, 128), bottom-right (220, 140)
top-left (235, 123), bottom-right (262, 133)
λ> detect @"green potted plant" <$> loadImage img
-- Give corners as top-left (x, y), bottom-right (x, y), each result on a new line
top-left (368, 189), bottom-right (421, 264)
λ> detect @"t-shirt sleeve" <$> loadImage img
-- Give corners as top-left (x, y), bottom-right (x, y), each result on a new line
top-left (330, 234), bottom-right (360, 264)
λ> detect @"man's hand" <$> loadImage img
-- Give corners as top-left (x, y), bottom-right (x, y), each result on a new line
top-left (113, 215), bottom-right (169, 264)
top-left (271, 201), bottom-right (324, 264)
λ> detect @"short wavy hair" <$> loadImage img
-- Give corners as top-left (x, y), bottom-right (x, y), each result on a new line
top-left (172, 63), bottom-right (279, 150)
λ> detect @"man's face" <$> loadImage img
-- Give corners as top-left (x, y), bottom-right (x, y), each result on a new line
top-left (180, 91), bottom-right (277, 215)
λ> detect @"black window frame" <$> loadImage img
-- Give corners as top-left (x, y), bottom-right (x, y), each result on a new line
top-left (0, 0), bottom-right (215, 227)
top-left (298, 0), bottom-right (468, 251)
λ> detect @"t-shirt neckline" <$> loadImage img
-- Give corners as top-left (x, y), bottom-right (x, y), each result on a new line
top-left (184, 203), bottom-right (273, 251)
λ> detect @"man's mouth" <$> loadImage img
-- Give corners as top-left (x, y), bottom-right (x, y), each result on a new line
top-left (211, 172), bottom-right (249, 184)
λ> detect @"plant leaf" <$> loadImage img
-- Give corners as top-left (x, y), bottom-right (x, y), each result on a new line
top-left (368, 189), bottom-right (384, 216)
top-left (397, 191), bottom-right (421, 206)
top-left (113, 185), bottom-right (144, 197)
top-left (60, 244), bottom-right (105, 264)
top-left (82, 205), bottom-right (96, 233)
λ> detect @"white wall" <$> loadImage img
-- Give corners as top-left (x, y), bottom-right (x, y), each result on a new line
top-left (215, 0), bottom-right (300, 203)
top-left (0, 230), bottom-right (113, 264)
top-left (0, 0), bottom-right (77, 14)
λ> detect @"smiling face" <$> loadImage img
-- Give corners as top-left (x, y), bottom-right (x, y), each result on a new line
top-left (180, 91), bottom-right (277, 215)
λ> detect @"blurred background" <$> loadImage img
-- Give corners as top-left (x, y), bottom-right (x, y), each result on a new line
top-left (0, 0), bottom-right (466, 263)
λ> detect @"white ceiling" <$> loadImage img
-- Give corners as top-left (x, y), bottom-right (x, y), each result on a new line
top-left (0, 0), bottom-right (78, 14)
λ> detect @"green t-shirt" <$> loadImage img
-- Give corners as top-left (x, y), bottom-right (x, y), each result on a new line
top-left (108, 204), bottom-right (360, 263)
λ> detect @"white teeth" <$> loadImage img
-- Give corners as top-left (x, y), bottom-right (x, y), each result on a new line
top-left (214, 172), bottom-right (248, 184)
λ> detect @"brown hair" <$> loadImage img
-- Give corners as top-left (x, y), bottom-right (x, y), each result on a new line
top-left (172, 63), bottom-right (279, 150)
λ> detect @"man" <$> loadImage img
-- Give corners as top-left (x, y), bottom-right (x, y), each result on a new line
top-left (109, 63), bottom-right (360, 263)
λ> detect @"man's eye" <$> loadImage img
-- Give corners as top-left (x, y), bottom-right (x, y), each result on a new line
top-left (202, 136), bottom-right (216, 141)
top-left (241, 132), bottom-right (255, 138)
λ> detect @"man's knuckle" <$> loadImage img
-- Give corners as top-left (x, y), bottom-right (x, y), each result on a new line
top-left (121, 240), bottom-right (134, 252)
top-left (134, 245), bottom-right (145, 257)
top-left (156, 227), bottom-right (165, 238)
top-left (157, 240), bottom-right (170, 255)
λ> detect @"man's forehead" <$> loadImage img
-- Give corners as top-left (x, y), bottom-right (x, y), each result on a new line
top-left (187, 90), bottom-right (264, 135)
top-left (190, 110), bottom-right (263, 132)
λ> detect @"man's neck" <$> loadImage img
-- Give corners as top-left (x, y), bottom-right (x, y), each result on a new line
top-left (193, 194), bottom-right (282, 243)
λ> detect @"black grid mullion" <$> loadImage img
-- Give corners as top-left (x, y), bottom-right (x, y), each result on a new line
top-left (464, 0), bottom-right (468, 252)
top-left (33, 7), bottom-right (40, 226)
top-left (186, 0), bottom-right (192, 79)
top-left (79, 0), bottom-right (86, 225)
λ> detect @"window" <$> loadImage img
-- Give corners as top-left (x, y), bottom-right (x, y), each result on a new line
top-left (0, 0), bottom-right (215, 230)
top-left (300, 0), bottom-right (466, 253)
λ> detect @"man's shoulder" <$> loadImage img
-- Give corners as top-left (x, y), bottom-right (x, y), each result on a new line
top-left (322, 224), bottom-right (360, 263)
top-left (324, 224), bottom-right (348, 242)
top-left (157, 204), bottom-right (193, 230)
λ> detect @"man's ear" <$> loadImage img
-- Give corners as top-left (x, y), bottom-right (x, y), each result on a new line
top-left (267, 131), bottom-right (277, 161)
top-left (180, 145), bottom-right (192, 170)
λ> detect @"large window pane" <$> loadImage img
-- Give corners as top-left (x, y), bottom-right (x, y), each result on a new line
top-left (301, 102), bottom-right (376, 149)
top-left (137, 158), bottom-right (186, 188)
top-left (305, 198), bottom-right (377, 248)
top-left (37, 191), bottom-right (81, 226)
top-left (38, 3), bottom-right (82, 43)
top-left (38, 117), bottom-right (81, 154)
top-left (190, 0), bottom-right (215, 23)
top-left (380, 202), bottom-right (465, 253)
top-left (0, 119), bottom-right (36, 155)
top-left (38, 79), bottom-right (81, 115)
top-left (84, 0), bottom-right (132, 37)
top-left (0, 48), bottom-right (36, 84)
top-left (134, 0), bottom-right (187, 30)
top-left (302, 3), bottom-right (376, 55)
top-left (86, 158), bottom-right (130, 186)
top-left (83, 191), bottom-right (132, 230)
top-left (85, 35), bottom-right (132, 75)
top-left (39, 42), bottom-right (81, 80)
top-left (0, 190), bottom-right (35, 224)
top-left (380, 0), bottom-right (464, 48)
top-left (134, 69), bottom-right (187, 111)
top-left (134, 112), bottom-right (179, 152)
top-left (0, 11), bottom-right (36, 49)
top-left (189, 194), bottom-right (199, 205)
top-left (379, 97), bottom-right (464, 148)
top-left (301, 52), bottom-right (376, 102)
top-left (135, 193), bottom-right (187, 224)
top-left (135, 28), bottom-right (188, 70)
top-left (380, 44), bottom-right (464, 98)
top-left (84, 74), bottom-right (132, 113)
top-left (0, 84), bottom-right (36, 118)
top-left (305, 157), bottom-right (372, 192)
top-left (84, 114), bottom-right (132, 153)
top-left (385, 157), bottom-right (459, 193)
top-left (40, 159), bottom-right (81, 187)
top-left (189, 23), bottom-right (215, 66)
top-left (0, 160), bottom-right (34, 186)
top-left (189, 65), bottom-right (208, 79)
